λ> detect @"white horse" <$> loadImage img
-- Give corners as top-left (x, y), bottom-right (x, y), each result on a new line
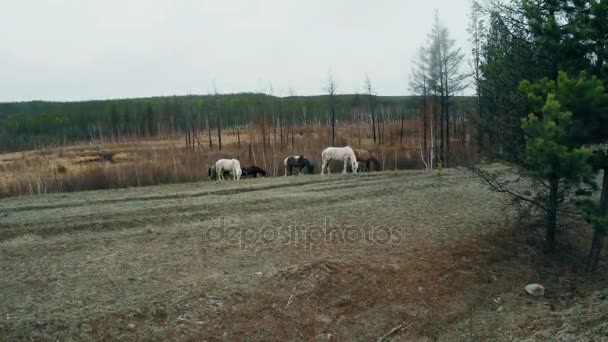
top-left (214, 159), bottom-right (242, 180)
top-left (320, 146), bottom-right (358, 175)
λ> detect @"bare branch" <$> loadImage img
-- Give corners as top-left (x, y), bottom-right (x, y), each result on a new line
top-left (467, 163), bottom-right (549, 211)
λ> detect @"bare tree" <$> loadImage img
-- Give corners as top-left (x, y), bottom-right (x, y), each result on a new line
top-left (324, 69), bottom-right (338, 145)
top-left (213, 85), bottom-right (223, 150)
top-left (440, 23), bottom-right (468, 166)
top-left (363, 74), bottom-right (378, 144)
top-left (410, 46), bottom-right (431, 162)
top-left (399, 107), bottom-right (405, 145)
top-left (288, 87), bottom-right (297, 149)
top-left (205, 110), bottom-right (212, 149)
top-left (468, 0), bottom-right (485, 153)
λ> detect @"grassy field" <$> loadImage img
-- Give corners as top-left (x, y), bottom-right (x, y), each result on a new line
top-left (0, 169), bottom-right (605, 340)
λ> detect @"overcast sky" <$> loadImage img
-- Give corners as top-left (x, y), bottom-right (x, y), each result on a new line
top-left (1, 0), bottom-right (472, 102)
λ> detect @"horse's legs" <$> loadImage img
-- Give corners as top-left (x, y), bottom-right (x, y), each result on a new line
top-left (342, 159), bottom-right (348, 174)
top-left (326, 159), bottom-right (332, 175)
top-left (320, 160), bottom-right (326, 176)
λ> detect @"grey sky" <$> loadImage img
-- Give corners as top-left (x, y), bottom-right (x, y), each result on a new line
top-left (1, 0), bottom-right (472, 102)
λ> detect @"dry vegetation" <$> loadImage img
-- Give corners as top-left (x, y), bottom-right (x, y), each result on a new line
top-left (1, 168), bottom-right (605, 340)
top-left (0, 120), bottom-right (477, 198)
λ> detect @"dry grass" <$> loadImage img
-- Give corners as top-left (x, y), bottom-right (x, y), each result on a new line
top-left (0, 120), bottom-right (477, 197)
top-left (1, 168), bottom-right (602, 340)
top-left (0, 234), bottom-right (43, 248)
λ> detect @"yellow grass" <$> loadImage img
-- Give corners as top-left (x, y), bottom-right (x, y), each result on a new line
top-left (0, 120), bottom-right (476, 197)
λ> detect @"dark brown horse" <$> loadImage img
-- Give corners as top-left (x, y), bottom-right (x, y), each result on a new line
top-left (241, 166), bottom-right (267, 178)
top-left (352, 149), bottom-right (380, 172)
top-left (283, 155), bottom-right (315, 176)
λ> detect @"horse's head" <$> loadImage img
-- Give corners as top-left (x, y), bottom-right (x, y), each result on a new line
top-left (304, 159), bottom-right (315, 174)
top-left (306, 163), bottom-right (315, 174)
top-left (351, 160), bottom-right (359, 173)
top-left (208, 166), bottom-right (217, 179)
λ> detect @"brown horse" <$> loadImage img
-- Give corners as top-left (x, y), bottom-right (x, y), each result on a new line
top-left (352, 149), bottom-right (380, 172)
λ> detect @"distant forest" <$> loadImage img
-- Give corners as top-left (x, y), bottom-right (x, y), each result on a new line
top-left (0, 93), bottom-right (473, 152)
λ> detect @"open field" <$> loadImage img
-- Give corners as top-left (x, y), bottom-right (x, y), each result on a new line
top-left (1, 169), bottom-right (606, 340)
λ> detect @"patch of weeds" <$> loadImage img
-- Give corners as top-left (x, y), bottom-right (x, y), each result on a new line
top-left (435, 161), bottom-right (444, 177)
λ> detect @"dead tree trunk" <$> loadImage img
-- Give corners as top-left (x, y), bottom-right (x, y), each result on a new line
top-left (291, 111), bottom-right (295, 150)
top-left (446, 96), bottom-right (450, 167)
top-left (400, 110), bottom-right (405, 145)
top-left (371, 109), bottom-right (377, 144)
top-left (216, 110), bottom-right (222, 151)
top-left (185, 126), bottom-right (190, 150)
top-left (279, 117), bottom-right (284, 150)
top-left (587, 155), bottom-right (608, 271)
top-left (273, 115), bottom-right (278, 149)
top-left (237, 127), bottom-right (241, 148)
top-left (356, 109), bottom-right (362, 148)
top-left (192, 128), bottom-right (205, 151)
top-left (206, 112), bottom-right (212, 149)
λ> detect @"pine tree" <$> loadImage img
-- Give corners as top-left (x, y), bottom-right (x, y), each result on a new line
top-left (519, 72), bottom-right (597, 251)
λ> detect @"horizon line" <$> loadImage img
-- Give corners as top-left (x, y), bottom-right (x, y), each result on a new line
top-left (0, 92), bottom-right (477, 104)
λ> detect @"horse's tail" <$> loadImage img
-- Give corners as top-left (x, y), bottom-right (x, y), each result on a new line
top-left (322, 147), bottom-right (332, 158)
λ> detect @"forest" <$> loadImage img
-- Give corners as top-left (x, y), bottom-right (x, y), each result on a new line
top-left (464, 0), bottom-right (608, 270)
top-left (0, 93), bottom-right (442, 152)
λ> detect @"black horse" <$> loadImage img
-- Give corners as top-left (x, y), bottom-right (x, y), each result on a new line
top-left (241, 166), bottom-right (267, 178)
top-left (284, 155), bottom-right (315, 176)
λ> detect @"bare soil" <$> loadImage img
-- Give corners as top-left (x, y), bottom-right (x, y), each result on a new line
top-left (0, 169), bottom-right (605, 341)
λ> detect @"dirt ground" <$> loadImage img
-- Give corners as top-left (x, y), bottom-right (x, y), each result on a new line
top-left (0, 169), bottom-right (606, 341)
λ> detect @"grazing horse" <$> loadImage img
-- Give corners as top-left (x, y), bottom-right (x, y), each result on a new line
top-left (352, 148), bottom-right (380, 172)
top-left (241, 166), bottom-right (267, 178)
top-left (320, 146), bottom-right (358, 175)
top-left (208, 166), bottom-right (231, 180)
top-left (214, 159), bottom-right (242, 180)
top-left (284, 155), bottom-right (315, 176)
top-left (208, 166), bottom-right (217, 180)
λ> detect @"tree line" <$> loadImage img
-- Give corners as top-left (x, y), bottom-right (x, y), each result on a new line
top-left (0, 93), bottom-right (428, 152)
